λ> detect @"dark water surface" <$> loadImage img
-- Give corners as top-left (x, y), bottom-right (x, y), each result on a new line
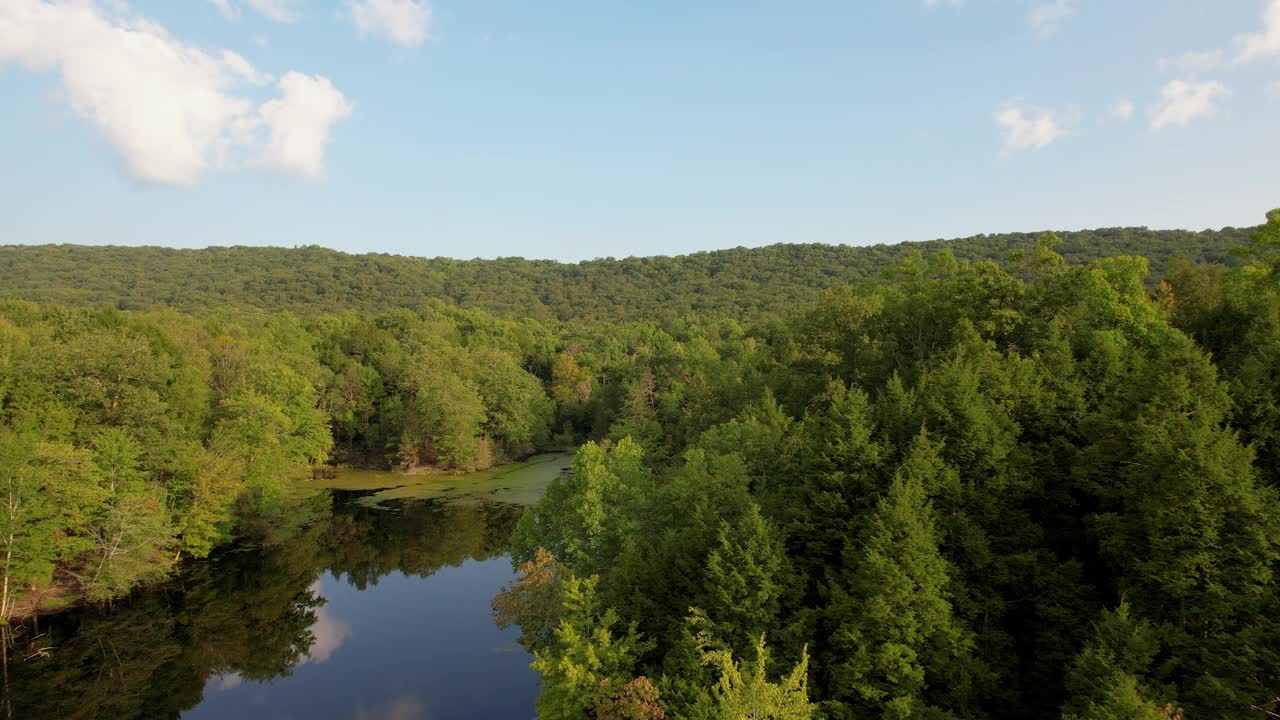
top-left (4, 457), bottom-right (570, 720)
top-left (185, 557), bottom-right (537, 720)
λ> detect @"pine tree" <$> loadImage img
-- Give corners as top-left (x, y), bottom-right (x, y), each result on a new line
top-left (1078, 329), bottom-right (1280, 715)
top-left (1060, 602), bottom-right (1176, 720)
top-left (825, 439), bottom-right (980, 720)
top-left (787, 381), bottom-right (884, 584)
top-left (701, 503), bottom-right (787, 658)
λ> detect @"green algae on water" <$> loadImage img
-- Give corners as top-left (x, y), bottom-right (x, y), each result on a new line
top-left (306, 452), bottom-right (573, 507)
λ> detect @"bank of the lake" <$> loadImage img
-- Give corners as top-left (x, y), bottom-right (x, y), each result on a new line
top-left (312, 451), bottom-right (574, 506)
top-left (3, 453), bottom-right (573, 720)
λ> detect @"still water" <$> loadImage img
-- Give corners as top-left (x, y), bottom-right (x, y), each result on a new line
top-left (6, 453), bottom-right (572, 720)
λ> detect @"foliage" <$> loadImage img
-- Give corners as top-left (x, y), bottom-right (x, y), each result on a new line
top-left (5, 210), bottom-right (1280, 720)
top-left (1061, 602), bottom-right (1175, 720)
top-left (0, 226), bottom-right (1249, 321)
top-left (0, 300), bottom-right (553, 612)
top-left (824, 437), bottom-right (981, 719)
top-left (490, 210), bottom-right (1280, 720)
top-left (529, 574), bottom-right (655, 720)
top-left (493, 546), bottom-right (566, 652)
top-left (694, 619), bottom-right (815, 720)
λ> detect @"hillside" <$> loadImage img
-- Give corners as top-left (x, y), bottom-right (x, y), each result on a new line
top-left (5, 211), bottom-right (1280, 720)
top-left (0, 226), bottom-right (1249, 322)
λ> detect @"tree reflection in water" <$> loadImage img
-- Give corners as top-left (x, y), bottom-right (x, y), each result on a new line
top-left (3, 493), bottom-right (524, 720)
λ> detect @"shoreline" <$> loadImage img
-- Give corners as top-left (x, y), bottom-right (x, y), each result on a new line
top-left (7, 451), bottom-right (573, 625)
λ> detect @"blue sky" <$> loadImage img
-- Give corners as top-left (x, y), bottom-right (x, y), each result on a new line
top-left (1, 1), bottom-right (1278, 261)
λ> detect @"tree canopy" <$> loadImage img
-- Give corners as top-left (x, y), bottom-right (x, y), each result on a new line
top-left (3, 211), bottom-right (1280, 719)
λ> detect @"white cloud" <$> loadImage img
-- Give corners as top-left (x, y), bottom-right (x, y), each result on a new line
top-left (0, 0), bottom-right (349, 185)
top-left (1157, 49), bottom-right (1224, 72)
top-left (994, 103), bottom-right (1066, 154)
top-left (0, 0), bottom-right (254, 185)
top-left (258, 72), bottom-right (353, 178)
top-left (222, 50), bottom-right (271, 87)
top-left (1110, 98), bottom-right (1135, 121)
top-left (210, 0), bottom-right (239, 20)
top-left (247, 0), bottom-right (303, 24)
top-left (924, 0), bottom-right (963, 6)
top-left (1235, 0), bottom-right (1280, 63)
top-left (1028, 0), bottom-right (1076, 38)
top-left (209, 0), bottom-right (302, 23)
top-left (348, 0), bottom-right (431, 48)
top-left (1150, 79), bottom-right (1229, 129)
top-left (1268, 80), bottom-right (1280, 97)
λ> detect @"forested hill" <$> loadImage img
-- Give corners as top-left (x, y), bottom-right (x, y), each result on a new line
top-left (0, 225), bottom-right (1249, 322)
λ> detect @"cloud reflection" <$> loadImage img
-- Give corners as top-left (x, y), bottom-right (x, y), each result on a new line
top-left (212, 673), bottom-right (244, 691)
top-left (354, 694), bottom-right (427, 720)
top-left (301, 579), bottom-right (352, 664)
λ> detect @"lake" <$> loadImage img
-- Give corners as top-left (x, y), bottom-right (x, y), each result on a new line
top-left (3, 453), bottom-right (573, 720)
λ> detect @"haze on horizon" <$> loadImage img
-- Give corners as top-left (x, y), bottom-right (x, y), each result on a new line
top-left (2, 0), bottom-right (1279, 262)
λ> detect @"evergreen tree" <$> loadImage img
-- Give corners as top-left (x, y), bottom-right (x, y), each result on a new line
top-left (700, 504), bottom-right (787, 657)
top-left (825, 438), bottom-right (981, 720)
top-left (786, 381), bottom-right (884, 586)
top-left (1061, 602), bottom-right (1177, 720)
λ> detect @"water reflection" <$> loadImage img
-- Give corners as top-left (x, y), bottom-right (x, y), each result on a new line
top-left (212, 673), bottom-right (243, 692)
top-left (301, 580), bottom-right (352, 665)
top-left (354, 694), bottom-right (427, 720)
top-left (4, 495), bottom-right (537, 720)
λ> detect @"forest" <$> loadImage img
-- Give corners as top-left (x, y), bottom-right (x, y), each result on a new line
top-left (2, 211), bottom-right (1280, 719)
top-left (0, 224), bottom-right (1249, 321)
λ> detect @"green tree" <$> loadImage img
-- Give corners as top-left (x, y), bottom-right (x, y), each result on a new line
top-left (531, 574), bottom-right (654, 719)
top-left (701, 505), bottom-right (786, 654)
top-left (171, 443), bottom-right (245, 559)
top-left (1061, 603), bottom-right (1177, 720)
top-left (0, 429), bottom-right (102, 621)
top-left (403, 360), bottom-right (486, 468)
top-left (511, 438), bottom-right (649, 575)
top-left (826, 440), bottom-right (980, 720)
top-left (78, 428), bottom-right (176, 600)
top-left (1237, 208), bottom-right (1280, 272)
top-left (697, 625), bottom-right (814, 720)
top-left (1081, 336), bottom-right (1280, 630)
top-left (471, 346), bottom-right (554, 455)
top-left (786, 381), bottom-right (884, 582)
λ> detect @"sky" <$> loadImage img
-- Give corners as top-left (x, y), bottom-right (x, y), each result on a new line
top-left (1, 1), bottom-right (1278, 262)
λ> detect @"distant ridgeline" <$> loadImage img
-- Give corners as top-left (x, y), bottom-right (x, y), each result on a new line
top-left (0, 225), bottom-right (1250, 321)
